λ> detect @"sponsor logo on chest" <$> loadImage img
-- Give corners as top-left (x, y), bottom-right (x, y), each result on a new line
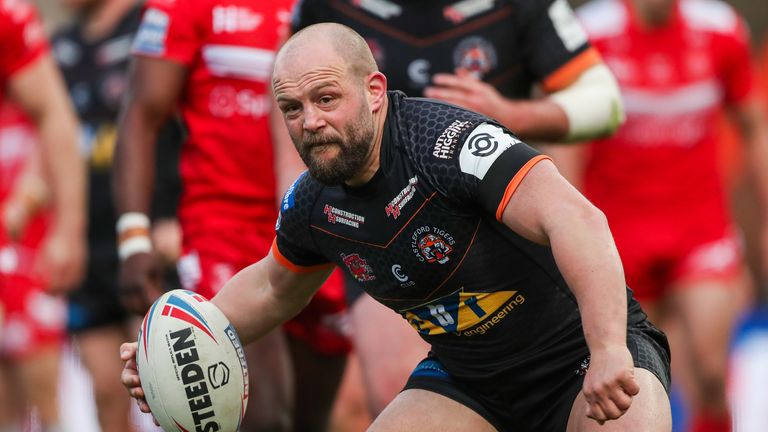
top-left (212, 6), bottom-right (262, 34)
top-left (352, 0), bottom-right (402, 19)
top-left (324, 205), bottom-right (365, 228)
top-left (385, 176), bottom-right (418, 219)
top-left (443, 0), bottom-right (495, 24)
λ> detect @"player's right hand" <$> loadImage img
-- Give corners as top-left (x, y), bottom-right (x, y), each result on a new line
top-left (120, 342), bottom-right (160, 426)
top-left (581, 344), bottom-right (639, 424)
top-left (118, 251), bottom-right (165, 315)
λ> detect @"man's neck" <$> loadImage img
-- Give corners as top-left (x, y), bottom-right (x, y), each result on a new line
top-left (345, 95), bottom-right (389, 187)
top-left (80, 0), bottom-right (136, 41)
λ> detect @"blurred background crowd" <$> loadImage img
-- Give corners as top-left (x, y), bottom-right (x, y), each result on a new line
top-left (1, 0), bottom-right (768, 431)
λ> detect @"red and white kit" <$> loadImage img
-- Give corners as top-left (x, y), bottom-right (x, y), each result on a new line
top-left (0, 102), bottom-right (65, 359)
top-left (132, 0), bottom-right (349, 354)
top-left (0, 0), bottom-right (47, 100)
top-left (578, 0), bottom-right (754, 302)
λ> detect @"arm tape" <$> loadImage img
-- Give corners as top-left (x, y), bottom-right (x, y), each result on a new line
top-left (548, 63), bottom-right (625, 141)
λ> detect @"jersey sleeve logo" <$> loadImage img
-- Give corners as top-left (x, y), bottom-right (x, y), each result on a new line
top-left (459, 123), bottom-right (520, 180)
top-left (132, 8), bottom-right (170, 56)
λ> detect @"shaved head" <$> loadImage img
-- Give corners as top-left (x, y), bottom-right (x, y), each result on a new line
top-left (274, 23), bottom-right (378, 86)
top-left (271, 23), bottom-right (388, 187)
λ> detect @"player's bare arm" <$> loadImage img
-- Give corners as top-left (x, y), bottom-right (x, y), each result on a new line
top-left (8, 53), bottom-right (86, 293)
top-left (120, 251), bottom-right (331, 414)
top-left (500, 159), bottom-right (637, 424)
top-left (212, 252), bottom-right (333, 345)
top-left (114, 56), bottom-right (186, 314)
top-left (731, 99), bottom-right (768, 277)
top-left (424, 61), bottom-right (622, 143)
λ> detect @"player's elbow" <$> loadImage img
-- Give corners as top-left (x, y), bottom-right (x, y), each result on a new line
top-left (549, 63), bottom-right (625, 141)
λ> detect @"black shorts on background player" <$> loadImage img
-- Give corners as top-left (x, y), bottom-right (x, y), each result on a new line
top-left (53, 6), bottom-right (182, 331)
top-left (273, 91), bottom-right (671, 431)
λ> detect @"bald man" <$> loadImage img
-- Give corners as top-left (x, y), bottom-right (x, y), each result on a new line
top-left (122, 23), bottom-right (671, 431)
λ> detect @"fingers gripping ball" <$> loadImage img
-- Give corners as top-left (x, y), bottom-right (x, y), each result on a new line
top-left (137, 290), bottom-right (249, 432)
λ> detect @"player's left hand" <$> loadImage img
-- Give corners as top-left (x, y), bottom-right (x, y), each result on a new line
top-left (581, 344), bottom-right (639, 424)
top-left (38, 224), bottom-right (86, 294)
top-left (424, 69), bottom-right (507, 118)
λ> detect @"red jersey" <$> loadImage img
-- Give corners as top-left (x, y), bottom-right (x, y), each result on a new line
top-left (577, 0), bottom-right (754, 217)
top-left (0, 0), bottom-right (47, 102)
top-left (132, 0), bottom-right (294, 236)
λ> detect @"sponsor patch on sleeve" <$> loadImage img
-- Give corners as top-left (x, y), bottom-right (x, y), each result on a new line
top-left (458, 123), bottom-right (520, 180)
top-left (281, 171), bottom-right (306, 212)
top-left (132, 8), bottom-right (170, 55)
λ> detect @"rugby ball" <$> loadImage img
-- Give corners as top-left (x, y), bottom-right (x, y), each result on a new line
top-left (137, 290), bottom-right (248, 432)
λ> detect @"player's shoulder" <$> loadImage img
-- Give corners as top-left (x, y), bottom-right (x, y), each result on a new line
top-left (393, 93), bottom-right (489, 162)
top-left (678, 0), bottom-right (744, 36)
top-left (392, 92), bottom-right (529, 190)
top-left (576, 0), bottom-right (629, 39)
top-left (276, 171), bottom-right (323, 226)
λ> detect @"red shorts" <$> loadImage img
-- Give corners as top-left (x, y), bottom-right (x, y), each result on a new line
top-left (608, 211), bottom-right (743, 304)
top-left (0, 220), bottom-right (65, 360)
top-left (178, 227), bottom-right (351, 356)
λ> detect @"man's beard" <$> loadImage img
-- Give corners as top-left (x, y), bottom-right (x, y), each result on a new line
top-left (297, 117), bottom-right (374, 186)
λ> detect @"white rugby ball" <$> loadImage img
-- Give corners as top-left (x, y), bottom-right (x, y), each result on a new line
top-left (137, 290), bottom-right (249, 432)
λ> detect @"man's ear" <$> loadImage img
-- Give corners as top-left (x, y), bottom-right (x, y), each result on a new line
top-left (367, 71), bottom-right (387, 112)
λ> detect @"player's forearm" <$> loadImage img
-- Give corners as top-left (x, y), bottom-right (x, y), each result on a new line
top-left (739, 102), bottom-right (768, 218)
top-left (549, 206), bottom-right (628, 350)
top-left (114, 105), bottom-right (160, 215)
top-left (38, 101), bottom-right (86, 235)
top-left (495, 98), bottom-right (570, 142)
top-left (211, 259), bottom-right (314, 345)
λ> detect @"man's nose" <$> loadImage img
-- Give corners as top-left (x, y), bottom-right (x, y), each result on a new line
top-left (303, 106), bottom-right (326, 132)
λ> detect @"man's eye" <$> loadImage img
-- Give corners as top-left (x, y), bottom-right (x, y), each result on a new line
top-left (319, 96), bottom-right (334, 105)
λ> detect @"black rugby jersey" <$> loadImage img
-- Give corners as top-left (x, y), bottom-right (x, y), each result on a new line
top-left (292, 0), bottom-right (596, 98)
top-left (275, 92), bottom-right (646, 375)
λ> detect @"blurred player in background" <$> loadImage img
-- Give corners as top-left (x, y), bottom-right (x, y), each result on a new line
top-left (0, 0), bottom-right (86, 429)
top-left (114, 0), bottom-right (350, 430)
top-left (291, 0), bottom-right (624, 417)
top-left (572, 0), bottom-right (768, 430)
top-left (51, 0), bottom-right (183, 430)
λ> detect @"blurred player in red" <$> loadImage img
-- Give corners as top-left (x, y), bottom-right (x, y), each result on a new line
top-left (113, 0), bottom-right (350, 430)
top-left (575, 0), bottom-right (768, 430)
top-left (0, 0), bottom-right (86, 429)
top-left (50, 0), bottom-right (185, 430)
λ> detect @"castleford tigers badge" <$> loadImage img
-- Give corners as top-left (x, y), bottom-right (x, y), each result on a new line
top-left (411, 226), bottom-right (456, 264)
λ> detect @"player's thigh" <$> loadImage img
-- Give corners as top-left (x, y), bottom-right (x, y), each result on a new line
top-left (567, 368), bottom-right (670, 432)
top-left (75, 324), bottom-right (132, 393)
top-left (369, 388), bottom-right (496, 432)
top-left (241, 328), bottom-right (293, 430)
top-left (0, 362), bottom-right (21, 423)
top-left (16, 345), bottom-right (61, 422)
top-left (669, 276), bottom-right (745, 371)
top-left (351, 294), bottom-right (430, 413)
